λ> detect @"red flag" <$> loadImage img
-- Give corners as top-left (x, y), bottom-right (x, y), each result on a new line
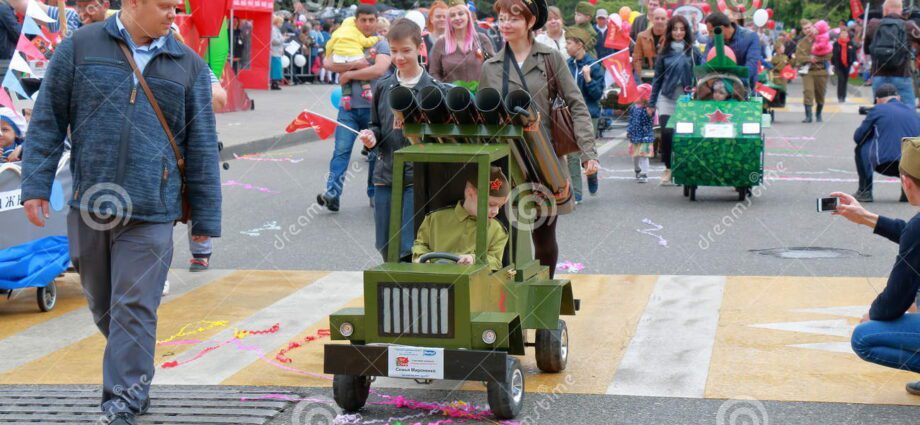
top-left (755, 83), bottom-right (777, 102)
top-left (603, 50), bottom-right (638, 105)
top-left (285, 111), bottom-right (338, 140)
top-left (850, 0), bottom-right (865, 20)
top-left (604, 21), bottom-right (631, 50)
top-left (16, 35), bottom-right (44, 61)
top-left (780, 64), bottom-right (797, 81)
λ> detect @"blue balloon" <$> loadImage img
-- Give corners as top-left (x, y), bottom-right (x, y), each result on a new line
top-left (330, 86), bottom-right (342, 109)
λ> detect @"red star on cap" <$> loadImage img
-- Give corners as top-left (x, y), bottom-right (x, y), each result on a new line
top-left (706, 109), bottom-right (733, 123)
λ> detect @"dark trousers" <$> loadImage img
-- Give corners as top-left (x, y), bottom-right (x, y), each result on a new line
top-left (659, 115), bottom-right (674, 168)
top-left (855, 142), bottom-right (900, 194)
top-left (835, 66), bottom-right (849, 100)
top-left (68, 209), bottom-right (173, 415)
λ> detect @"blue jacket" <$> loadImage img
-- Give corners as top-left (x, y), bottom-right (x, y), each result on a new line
top-left (0, 4), bottom-right (20, 61)
top-left (854, 100), bottom-right (920, 170)
top-left (566, 54), bottom-right (605, 118)
top-left (21, 17), bottom-right (222, 236)
top-left (704, 24), bottom-right (763, 88)
top-left (650, 45), bottom-right (703, 107)
top-left (594, 25), bottom-right (614, 62)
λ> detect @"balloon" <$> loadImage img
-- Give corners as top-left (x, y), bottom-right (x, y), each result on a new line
top-left (609, 14), bottom-right (623, 28)
top-left (588, 0), bottom-right (597, 4)
top-left (294, 54), bottom-right (307, 67)
top-left (707, 45), bottom-right (737, 63)
top-left (629, 11), bottom-right (640, 24)
top-left (667, 9), bottom-right (673, 18)
top-left (404, 10), bottom-right (426, 32)
top-left (358, 0), bottom-right (376, 3)
top-left (766, 20), bottom-right (776, 30)
top-left (331, 87), bottom-right (343, 109)
top-left (767, 8), bottom-right (774, 18)
top-left (753, 9), bottom-right (769, 27)
top-left (752, 0), bottom-right (762, 9)
top-left (619, 6), bottom-right (631, 22)
top-left (281, 55), bottom-right (291, 68)
top-left (204, 18), bottom-right (230, 79)
top-left (700, 3), bottom-right (711, 14)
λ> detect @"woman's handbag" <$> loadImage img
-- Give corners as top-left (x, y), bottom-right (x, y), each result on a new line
top-left (543, 56), bottom-right (581, 157)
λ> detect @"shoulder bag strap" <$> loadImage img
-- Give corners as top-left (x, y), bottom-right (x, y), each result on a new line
top-left (117, 41), bottom-right (186, 178)
top-left (502, 44), bottom-right (530, 98)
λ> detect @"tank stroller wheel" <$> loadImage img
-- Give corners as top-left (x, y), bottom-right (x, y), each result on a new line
top-left (37, 281), bottom-right (57, 312)
top-left (536, 320), bottom-right (569, 372)
top-left (736, 187), bottom-right (748, 201)
top-left (487, 357), bottom-right (525, 419)
top-left (333, 374), bottom-right (371, 412)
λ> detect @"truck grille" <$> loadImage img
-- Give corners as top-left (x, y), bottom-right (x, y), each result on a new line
top-left (378, 283), bottom-right (454, 338)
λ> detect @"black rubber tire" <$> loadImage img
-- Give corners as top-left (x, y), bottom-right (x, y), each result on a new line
top-left (689, 186), bottom-right (697, 201)
top-left (683, 185), bottom-right (690, 197)
top-left (737, 187), bottom-right (746, 201)
top-left (332, 375), bottom-right (371, 412)
top-left (535, 320), bottom-right (569, 373)
top-left (487, 357), bottom-right (525, 420)
top-left (37, 282), bottom-right (56, 312)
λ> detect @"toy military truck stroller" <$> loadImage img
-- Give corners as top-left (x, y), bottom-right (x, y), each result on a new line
top-left (323, 86), bottom-right (579, 420)
top-left (669, 27), bottom-right (768, 202)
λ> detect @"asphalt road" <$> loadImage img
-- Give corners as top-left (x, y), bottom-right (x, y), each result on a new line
top-left (182, 87), bottom-right (909, 279)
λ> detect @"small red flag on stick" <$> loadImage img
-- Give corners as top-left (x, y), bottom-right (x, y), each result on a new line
top-left (285, 111), bottom-right (357, 140)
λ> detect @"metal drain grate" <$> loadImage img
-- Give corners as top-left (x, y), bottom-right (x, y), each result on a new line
top-left (750, 247), bottom-right (866, 259)
top-left (0, 386), bottom-right (297, 424)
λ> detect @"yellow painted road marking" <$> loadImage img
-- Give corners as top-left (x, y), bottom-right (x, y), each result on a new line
top-left (0, 270), bottom-right (327, 385)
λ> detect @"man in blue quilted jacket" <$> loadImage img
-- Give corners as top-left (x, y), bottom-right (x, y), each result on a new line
top-left (20, 1), bottom-right (221, 424)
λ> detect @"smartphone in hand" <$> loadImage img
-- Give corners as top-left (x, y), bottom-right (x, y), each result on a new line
top-left (817, 197), bottom-right (839, 212)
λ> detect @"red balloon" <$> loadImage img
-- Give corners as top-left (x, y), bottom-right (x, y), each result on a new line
top-left (667, 9), bottom-right (673, 18)
top-left (766, 20), bottom-right (776, 29)
top-left (767, 8), bottom-right (774, 18)
top-left (752, 0), bottom-right (762, 9)
top-left (701, 3), bottom-right (711, 14)
top-left (358, 0), bottom-right (377, 4)
top-left (707, 45), bottom-right (737, 63)
top-left (187, 0), bottom-right (230, 38)
top-left (588, 0), bottom-right (598, 4)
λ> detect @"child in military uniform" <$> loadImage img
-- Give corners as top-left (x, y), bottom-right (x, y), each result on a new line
top-left (412, 167), bottom-right (510, 270)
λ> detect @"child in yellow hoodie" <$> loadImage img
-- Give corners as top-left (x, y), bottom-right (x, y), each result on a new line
top-left (325, 17), bottom-right (380, 110)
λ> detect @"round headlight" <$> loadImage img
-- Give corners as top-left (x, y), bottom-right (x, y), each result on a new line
top-left (482, 329), bottom-right (497, 345)
top-left (339, 322), bottom-right (354, 337)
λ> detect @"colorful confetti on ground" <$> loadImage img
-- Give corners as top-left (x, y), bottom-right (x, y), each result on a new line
top-left (637, 218), bottom-right (668, 247)
top-left (156, 320), bottom-right (229, 345)
top-left (555, 261), bottom-right (585, 274)
top-left (233, 153), bottom-right (305, 163)
top-left (275, 329), bottom-right (331, 364)
top-left (222, 180), bottom-right (279, 193)
top-left (240, 221), bottom-right (282, 237)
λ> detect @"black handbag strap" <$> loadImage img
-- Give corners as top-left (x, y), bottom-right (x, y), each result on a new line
top-left (502, 44), bottom-right (530, 98)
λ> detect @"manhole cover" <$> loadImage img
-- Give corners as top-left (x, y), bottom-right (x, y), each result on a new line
top-left (750, 247), bottom-right (866, 259)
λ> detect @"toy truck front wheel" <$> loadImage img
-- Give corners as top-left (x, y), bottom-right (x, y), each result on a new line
top-left (333, 374), bottom-right (371, 412)
top-left (535, 319), bottom-right (568, 372)
top-left (487, 356), bottom-right (525, 419)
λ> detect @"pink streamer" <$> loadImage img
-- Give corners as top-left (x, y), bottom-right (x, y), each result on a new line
top-left (222, 180), bottom-right (279, 193)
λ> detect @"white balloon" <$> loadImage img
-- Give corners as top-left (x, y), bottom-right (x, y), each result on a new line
top-left (753, 9), bottom-right (769, 27)
top-left (404, 10), bottom-right (427, 32)
top-left (281, 55), bottom-right (291, 68)
top-left (294, 54), bottom-right (307, 67)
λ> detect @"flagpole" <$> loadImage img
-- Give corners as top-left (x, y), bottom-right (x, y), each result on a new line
top-left (57, 0), bottom-right (67, 36)
top-left (306, 110), bottom-right (360, 135)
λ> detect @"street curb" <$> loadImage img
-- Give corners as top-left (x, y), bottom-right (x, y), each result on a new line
top-left (219, 130), bottom-right (320, 161)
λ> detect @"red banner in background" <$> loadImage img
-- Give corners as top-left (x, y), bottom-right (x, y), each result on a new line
top-left (851, 0), bottom-right (865, 20)
top-left (603, 49), bottom-right (638, 105)
top-left (232, 0), bottom-right (274, 12)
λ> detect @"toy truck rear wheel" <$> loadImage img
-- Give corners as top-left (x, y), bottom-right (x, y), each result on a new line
top-left (37, 282), bottom-right (57, 312)
top-left (333, 374), bottom-right (371, 412)
top-left (535, 319), bottom-right (569, 373)
top-left (487, 357), bottom-right (525, 420)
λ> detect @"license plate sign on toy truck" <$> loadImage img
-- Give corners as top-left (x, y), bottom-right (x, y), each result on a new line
top-left (388, 346), bottom-right (445, 379)
top-left (703, 123), bottom-right (734, 138)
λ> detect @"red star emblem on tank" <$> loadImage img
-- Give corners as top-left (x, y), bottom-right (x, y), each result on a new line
top-left (706, 109), bottom-right (733, 123)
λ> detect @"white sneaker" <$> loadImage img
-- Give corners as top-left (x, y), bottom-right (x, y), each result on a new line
top-left (162, 280), bottom-right (170, 296)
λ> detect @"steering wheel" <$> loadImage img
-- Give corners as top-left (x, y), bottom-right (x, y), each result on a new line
top-left (418, 252), bottom-right (462, 264)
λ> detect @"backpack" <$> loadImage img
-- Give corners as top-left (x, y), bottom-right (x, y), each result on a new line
top-left (870, 18), bottom-right (909, 72)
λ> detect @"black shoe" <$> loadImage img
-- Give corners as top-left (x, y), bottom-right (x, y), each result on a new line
top-left (802, 105), bottom-right (813, 123)
top-left (107, 413), bottom-right (136, 425)
top-left (854, 191), bottom-right (874, 203)
top-left (816, 104), bottom-right (824, 122)
top-left (316, 193), bottom-right (339, 211)
top-left (139, 398), bottom-right (149, 416)
top-left (907, 381), bottom-right (920, 395)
